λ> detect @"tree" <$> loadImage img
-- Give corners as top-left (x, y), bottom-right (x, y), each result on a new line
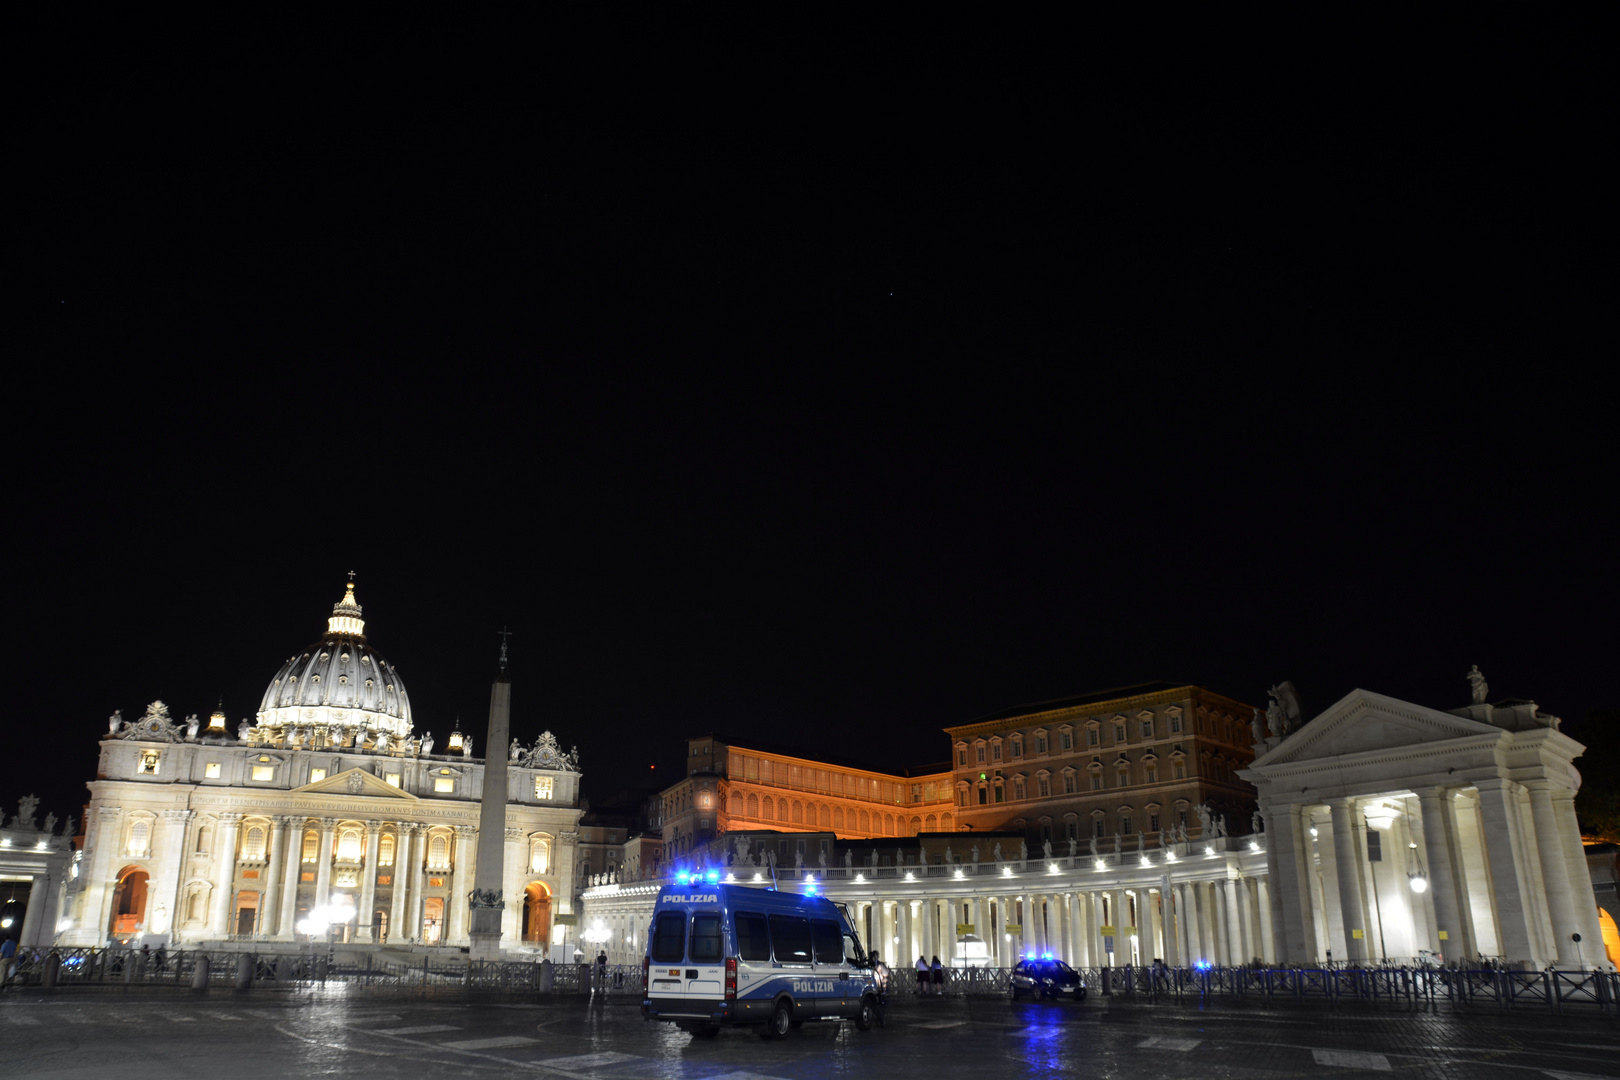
top-left (1573, 708), bottom-right (1620, 844)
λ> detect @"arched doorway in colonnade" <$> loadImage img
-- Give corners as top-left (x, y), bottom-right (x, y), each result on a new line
top-left (523, 882), bottom-right (552, 945)
top-left (108, 866), bottom-right (149, 940)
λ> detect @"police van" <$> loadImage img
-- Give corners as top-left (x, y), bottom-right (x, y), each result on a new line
top-left (641, 876), bottom-right (880, 1038)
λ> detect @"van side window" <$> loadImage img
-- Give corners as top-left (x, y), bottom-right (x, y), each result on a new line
top-left (651, 912), bottom-right (686, 963)
top-left (690, 913), bottom-right (724, 963)
top-left (735, 912), bottom-right (771, 962)
top-left (810, 918), bottom-right (843, 964)
top-left (768, 914), bottom-right (812, 963)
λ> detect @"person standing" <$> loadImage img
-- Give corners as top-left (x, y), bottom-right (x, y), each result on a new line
top-left (915, 955), bottom-right (929, 995)
top-left (931, 955), bottom-right (944, 997)
top-left (870, 951), bottom-right (890, 1027)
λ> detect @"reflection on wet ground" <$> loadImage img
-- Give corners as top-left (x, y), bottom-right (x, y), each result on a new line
top-left (3, 988), bottom-right (1618, 1079)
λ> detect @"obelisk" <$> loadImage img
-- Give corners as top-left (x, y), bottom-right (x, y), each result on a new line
top-left (468, 629), bottom-right (512, 960)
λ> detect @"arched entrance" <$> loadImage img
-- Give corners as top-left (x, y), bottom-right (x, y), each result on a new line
top-left (522, 882), bottom-right (552, 945)
top-left (109, 867), bottom-right (150, 939)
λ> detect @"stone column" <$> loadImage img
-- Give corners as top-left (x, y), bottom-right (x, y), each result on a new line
top-left (1144, 887), bottom-right (1162, 963)
top-left (275, 818), bottom-right (304, 940)
top-left (1328, 799), bottom-right (1368, 962)
top-left (1474, 778), bottom-right (1537, 964)
top-left (502, 827), bottom-right (524, 944)
top-left (1263, 802), bottom-right (1308, 963)
top-left (261, 816), bottom-right (286, 937)
top-left (356, 823), bottom-right (382, 942)
top-left (210, 813), bottom-right (244, 937)
top-left (18, 873), bottom-right (49, 948)
top-left (1551, 789), bottom-right (1606, 960)
top-left (1110, 888), bottom-right (1128, 965)
top-left (390, 825), bottom-right (414, 942)
top-left (149, 809), bottom-right (192, 939)
top-left (82, 806), bottom-right (124, 945)
top-left (1255, 878), bottom-right (1274, 963)
top-left (312, 817), bottom-right (337, 917)
top-left (1224, 879), bottom-right (1248, 964)
top-left (410, 827), bottom-right (429, 942)
top-left (1062, 893), bottom-right (1079, 964)
top-left (1187, 882), bottom-right (1208, 963)
top-left (1413, 789), bottom-right (1461, 960)
top-left (446, 826), bottom-right (474, 945)
top-left (1522, 783), bottom-right (1581, 964)
top-left (1159, 876), bottom-right (1179, 966)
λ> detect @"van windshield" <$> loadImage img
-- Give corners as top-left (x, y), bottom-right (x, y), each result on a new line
top-left (651, 912), bottom-right (686, 963)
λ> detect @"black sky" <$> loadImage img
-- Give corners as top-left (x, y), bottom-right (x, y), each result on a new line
top-left (13, 19), bottom-right (1615, 826)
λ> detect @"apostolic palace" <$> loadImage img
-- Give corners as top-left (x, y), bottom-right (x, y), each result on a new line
top-left (3, 580), bottom-right (1615, 973)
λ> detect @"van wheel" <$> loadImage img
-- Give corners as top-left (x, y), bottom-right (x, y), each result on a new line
top-left (765, 1000), bottom-right (793, 1039)
top-left (691, 1025), bottom-right (720, 1038)
top-left (855, 995), bottom-right (876, 1031)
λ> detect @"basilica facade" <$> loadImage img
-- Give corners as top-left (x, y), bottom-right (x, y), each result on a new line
top-left (60, 582), bottom-right (584, 955)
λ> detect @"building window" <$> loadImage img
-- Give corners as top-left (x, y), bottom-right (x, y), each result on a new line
top-left (204, 762), bottom-right (221, 778)
top-left (1114, 724), bottom-right (1126, 742)
top-left (338, 828), bottom-right (362, 861)
top-left (1145, 765), bottom-right (1157, 784)
top-left (958, 788), bottom-right (969, 807)
top-left (1119, 815), bottom-right (1132, 834)
top-left (379, 834), bottom-right (395, 866)
top-left (128, 819), bottom-right (151, 856)
top-left (251, 765), bottom-right (274, 781)
top-left (139, 751), bottom-right (160, 775)
top-left (1173, 761), bottom-right (1186, 780)
top-left (1060, 731), bottom-right (1073, 751)
top-left (309, 768), bottom-right (327, 783)
top-left (1141, 719), bottom-right (1154, 738)
top-left (1011, 738), bottom-right (1023, 758)
top-left (534, 776), bottom-right (554, 799)
top-left (1035, 735), bottom-right (1048, 755)
top-left (1091, 773), bottom-right (1103, 791)
top-left (531, 838), bottom-right (550, 873)
top-left (302, 831), bottom-right (318, 862)
top-left (1367, 831), bottom-right (1383, 863)
top-left (243, 826), bottom-right (267, 860)
top-left (385, 773), bottom-right (401, 788)
top-left (1117, 768), bottom-right (1129, 788)
top-left (1093, 819), bottom-right (1105, 838)
top-left (975, 744), bottom-right (986, 763)
top-left (1170, 714), bottom-right (1183, 734)
top-left (993, 784), bottom-right (1004, 804)
top-left (978, 787), bottom-right (987, 805)
top-left (1038, 775), bottom-right (1051, 797)
top-left (1150, 813), bottom-right (1161, 832)
top-left (957, 748), bottom-right (967, 766)
top-left (434, 777), bottom-right (454, 793)
top-left (428, 833), bottom-right (450, 869)
top-left (1063, 773), bottom-right (1077, 794)
top-left (991, 743), bottom-right (1002, 761)
top-left (1087, 727), bottom-right (1099, 747)
top-left (1013, 776), bottom-right (1026, 800)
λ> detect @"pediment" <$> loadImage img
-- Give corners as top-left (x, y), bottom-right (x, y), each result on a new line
top-left (291, 767), bottom-right (419, 801)
top-left (1252, 689), bottom-right (1501, 768)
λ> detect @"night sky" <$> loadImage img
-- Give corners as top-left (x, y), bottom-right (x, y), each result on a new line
top-left (14, 23), bottom-right (1613, 829)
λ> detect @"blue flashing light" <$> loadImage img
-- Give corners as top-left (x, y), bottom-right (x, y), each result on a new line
top-left (705, 869), bottom-right (720, 883)
top-left (675, 871), bottom-right (691, 885)
top-left (804, 880), bottom-right (818, 895)
top-left (1194, 960), bottom-right (1211, 971)
top-left (1041, 952), bottom-right (1054, 961)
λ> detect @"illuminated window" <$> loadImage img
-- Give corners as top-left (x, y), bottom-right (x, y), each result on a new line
top-left (302, 831), bottom-right (318, 862)
top-left (534, 777), bottom-right (553, 800)
top-left (243, 826), bottom-right (267, 860)
top-left (530, 838), bottom-right (550, 873)
top-left (204, 762), bottom-right (221, 778)
top-left (378, 834), bottom-right (395, 866)
top-left (428, 833), bottom-right (450, 869)
top-left (338, 828), bottom-right (362, 861)
top-left (385, 773), bottom-right (401, 788)
top-left (128, 819), bottom-right (150, 856)
top-left (309, 768), bottom-right (327, 783)
top-left (139, 751), bottom-right (160, 775)
top-left (251, 765), bottom-right (274, 781)
top-left (434, 777), bottom-right (454, 792)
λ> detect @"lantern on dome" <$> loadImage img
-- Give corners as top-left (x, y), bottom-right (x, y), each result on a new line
top-left (207, 701), bottom-right (228, 732)
top-left (446, 718), bottom-right (464, 753)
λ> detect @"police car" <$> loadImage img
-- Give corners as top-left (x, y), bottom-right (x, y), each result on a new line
top-left (641, 874), bottom-right (880, 1038)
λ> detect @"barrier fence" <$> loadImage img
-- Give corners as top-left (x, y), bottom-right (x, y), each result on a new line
top-left (3, 947), bottom-right (1613, 1015)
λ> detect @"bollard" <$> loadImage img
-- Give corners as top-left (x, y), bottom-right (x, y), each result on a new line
top-left (236, 952), bottom-right (254, 991)
top-left (124, 952), bottom-right (137, 984)
top-left (43, 952), bottom-right (62, 990)
top-left (192, 954), bottom-right (210, 991)
top-left (539, 958), bottom-right (554, 993)
top-left (1100, 967), bottom-right (1112, 996)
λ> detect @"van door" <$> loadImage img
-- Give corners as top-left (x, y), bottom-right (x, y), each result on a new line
top-left (648, 910), bottom-right (689, 1006)
top-left (768, 913), bottom-right (815, 1013)
top-left (811, 917), bottom-right (850, 1018)
top-left (687, 911), bottom-right (725, 1002)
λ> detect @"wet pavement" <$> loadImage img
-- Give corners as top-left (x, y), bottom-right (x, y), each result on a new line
top-left (2, 988), bottom-right (1618, 1078)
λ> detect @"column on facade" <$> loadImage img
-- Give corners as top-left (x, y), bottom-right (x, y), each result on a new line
top-left (311, 817), bottom-right (337, 921)
top-left (409, 826), bottom-right (430, 942)
top-left (391, 824), bottom-right (416, 942)
top-left (81, 806), bottom-right (125, 944)
top-left (1062, 893), bottom-right (1079, 965)
top-left (1253, 878), bottom-right (1274, 963)
top-left (967, 896), bottom-right (983, 961)
top-left (1087, 892), bottom-right (1105, 967)
top-left (1473, 778), bottom-right (1537, 964)
top-left (445, 826), bottom-right (472, 946)
top-left (1415, 788), bottom-right (1467, 960)
top-left (1141, 887), bottom-right (1160, 964)
top-left (1190, 882), bottom-right (1211, 963)
top-left (151, 809), bottom-right (191, 938)
top-left (210, 813), bottom-right (244, 937)
top-left (1551, 789), bottom-right (1607, 960)
top-left (1523, 783), bottom-right (1582, 965)
top-left (1266, 803), bottom-right (1310, 963)
top-left (1159, 875), bottom-right (1180, 966)
top-left (261, 816), bottom-right (286, 937)
top-left (1109, 888), bottom-right (1127, 965)
top-left (276, 817), bottom-right (304, 939)
top-left (356, 823), bottom-right (382, 943)
top-left (923, 895), bottom-right (938, 961)
top-left (18, 873), bottom-right (49, 947)
top-left (1224, 879), bottom-right (1248, 964)
top-left (501, 828), bottom-right (524, 944)
top-left (1327, 799), bottom-right (1368, 962)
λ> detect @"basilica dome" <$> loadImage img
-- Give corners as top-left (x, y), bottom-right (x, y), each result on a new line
top-left (255, 581), bottom-right (413, 737)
